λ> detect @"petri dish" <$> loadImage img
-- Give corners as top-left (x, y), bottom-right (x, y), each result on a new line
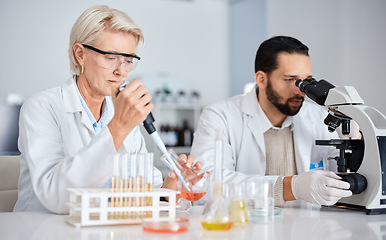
top-left (274, 207), bottom-right (282, 216)
top-left (142, 217), bottom-right (189, 233)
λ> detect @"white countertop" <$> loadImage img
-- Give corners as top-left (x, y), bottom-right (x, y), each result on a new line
top-left (1, 201), bottom-right (385, 240)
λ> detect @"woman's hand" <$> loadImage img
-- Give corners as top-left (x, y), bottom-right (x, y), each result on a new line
top-left (162, 154), bottom-right (203, 190)
top-left (108, 79), bottom-right (153, 149)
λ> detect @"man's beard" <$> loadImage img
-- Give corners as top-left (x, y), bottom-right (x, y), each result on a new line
top-left (266, 78), bottom-right (304, 116)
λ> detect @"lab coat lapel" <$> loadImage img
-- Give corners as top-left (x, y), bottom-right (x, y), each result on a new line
top-left (292, 114), bottom-right (313, 173)
top-left (62, 78), bottom-right (95, 134)
top-left (241, 87), bottom-right (266, 157)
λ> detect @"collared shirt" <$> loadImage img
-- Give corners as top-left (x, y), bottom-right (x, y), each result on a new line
top-left (73, 76), bottom-right (111, 134)
top-left (255, 97), bottom-right (294, 133)
top-left (254, 94), bottom-right (297, 176)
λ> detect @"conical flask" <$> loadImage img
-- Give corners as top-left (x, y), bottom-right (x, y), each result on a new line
top-left (200, 129), bottom-right (233, 231)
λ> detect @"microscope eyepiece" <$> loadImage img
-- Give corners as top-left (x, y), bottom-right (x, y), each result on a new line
top-left (295, 79), bottom-right (308, 91)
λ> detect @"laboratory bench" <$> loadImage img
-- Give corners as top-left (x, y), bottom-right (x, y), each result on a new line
top-left (0, 202), bottom-right (385, 240)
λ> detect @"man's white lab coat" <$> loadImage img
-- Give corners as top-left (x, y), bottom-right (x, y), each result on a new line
top-left (191, 86), bottom-right (338, 185)
top-left (14, 78), bottom-right (162, 214)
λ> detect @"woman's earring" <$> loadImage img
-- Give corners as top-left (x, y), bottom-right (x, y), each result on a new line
top-left (81, 65), bottom-right (84, 74)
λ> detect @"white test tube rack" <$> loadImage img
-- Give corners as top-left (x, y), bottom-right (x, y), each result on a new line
top-left (66, 188), bottom-right (177, 227)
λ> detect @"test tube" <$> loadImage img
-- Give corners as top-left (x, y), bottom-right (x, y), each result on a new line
top-left (144, 153), bottom-right (154, 217)
top-left (136, 153), bottom-right (145, 218)
top-left (120, 153), bottom-right (129, 219)
top-left (128, 153), bottom-right (137, 218)
top-left (111, 153), bottom-right (120, 219)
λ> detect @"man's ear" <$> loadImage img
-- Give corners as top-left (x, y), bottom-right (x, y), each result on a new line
top-left (73, 43), bottom-right (85, 66)
top-left (255, 71), bottom-right (268, 90)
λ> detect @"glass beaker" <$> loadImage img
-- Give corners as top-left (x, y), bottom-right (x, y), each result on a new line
top-left (160, 149), bottom-right (209, 202)
top-left (245, 179), bottom-right (274, 223)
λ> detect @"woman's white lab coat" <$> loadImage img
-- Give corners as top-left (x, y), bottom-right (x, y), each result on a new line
top-left (191, 86), bottom-right (338, 185)
top-left (14, 78), bottom-right (162, 214)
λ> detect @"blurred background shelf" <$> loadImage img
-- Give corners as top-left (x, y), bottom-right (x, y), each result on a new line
top-left (140, 102), bottom-right (203, 179)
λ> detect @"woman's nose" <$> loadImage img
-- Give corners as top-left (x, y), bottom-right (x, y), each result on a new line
top-left (113, 62), bottom-right (127, 76)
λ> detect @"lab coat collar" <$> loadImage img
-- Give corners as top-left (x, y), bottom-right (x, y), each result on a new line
top-left (240, 84), bottom-right (259, 118)
top-left (241, 85), bottom-right (296, 161)
top-left (243, 85), bottom-right (294, 131)
top-left (72, 76), bottom-right (114, 134)
top-left (62, 77), bottom-right (94, 133)
top-left (255, 98), bottom-right (294, 132)
top-left (241, 85), bottom-right (266, 156)
top-left (241, 85), bottom-right (315, 174)
top-left (292, 103), bottom-right (315, 173)
top-left (62, 77), bottom-right (83, 113)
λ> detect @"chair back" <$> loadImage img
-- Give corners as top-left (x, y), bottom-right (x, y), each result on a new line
top-left (0, 155), bottom-right (20, 212)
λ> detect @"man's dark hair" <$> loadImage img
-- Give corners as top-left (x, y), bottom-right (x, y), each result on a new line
top-left (254, 36), bottom-right (309, 74)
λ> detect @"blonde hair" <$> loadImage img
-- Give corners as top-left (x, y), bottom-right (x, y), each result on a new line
top-left (69, 5), bottom-right (144, 75)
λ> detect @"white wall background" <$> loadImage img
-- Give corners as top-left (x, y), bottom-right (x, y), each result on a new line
top-left (0, 0), bottom-right (230, 105)
top-left (0, 0), bottom-right (385, 113)
top-left (229, 0), bottom-right (266, 95)
top-left (266, 0), bottom-right (386, 114)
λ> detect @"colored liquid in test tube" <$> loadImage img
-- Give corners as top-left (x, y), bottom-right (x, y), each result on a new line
top-left (111, 153), bottom-right (120, 219)
top-left (136, 153), bottom-right (145, 218)
top-left (128, 153), bottom-right (137, 218)
top-left (144, 153), bottom-right (154, 217)
top-left (120, 154), bottom-right (129, 219)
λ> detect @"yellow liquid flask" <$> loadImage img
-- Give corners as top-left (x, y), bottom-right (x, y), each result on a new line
top-left (229, 182), bottom-right (249, 226)
top-left (230, 200), bottom-right (249, 226)
top-left (200, 130), bottom-right (233, 231)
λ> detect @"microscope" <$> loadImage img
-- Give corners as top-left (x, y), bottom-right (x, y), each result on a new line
top-left (296, 78), bottom-right (386, 215)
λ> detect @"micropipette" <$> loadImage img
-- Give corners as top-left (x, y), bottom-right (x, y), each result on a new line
top-left (119, 82), bottom-right (192, 192)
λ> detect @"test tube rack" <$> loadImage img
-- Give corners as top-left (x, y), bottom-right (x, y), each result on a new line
top-left (66, 188), bottom-right (177, 227)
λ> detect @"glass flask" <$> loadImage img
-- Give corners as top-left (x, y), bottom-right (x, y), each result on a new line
top-left (229, 182), bottom-right (249, 226)
top-left (160, 149), bottom-right (209, 202)
top-left (200, 130), bottom-right (233, 231)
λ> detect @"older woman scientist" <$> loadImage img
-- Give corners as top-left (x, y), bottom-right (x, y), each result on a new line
top-left (14, 5), bottom-right (199, 214)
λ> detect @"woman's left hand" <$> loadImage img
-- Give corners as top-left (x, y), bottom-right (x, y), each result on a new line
top-left (162, 154), bottom-right (203, 190)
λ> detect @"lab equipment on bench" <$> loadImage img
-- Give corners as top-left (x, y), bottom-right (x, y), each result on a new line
top-left (296, 78), bottom-right (386, 214)
top-left (66, 187), bottom-right (178, 227)
top-left (66, 153), bottom-right (181, 228)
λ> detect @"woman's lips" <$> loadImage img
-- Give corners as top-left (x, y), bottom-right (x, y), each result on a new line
top-left (107, 79), bottom-right (124, 85)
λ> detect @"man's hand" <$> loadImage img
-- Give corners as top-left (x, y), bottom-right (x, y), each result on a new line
top-left (291, 170), bottom-right (352, 205)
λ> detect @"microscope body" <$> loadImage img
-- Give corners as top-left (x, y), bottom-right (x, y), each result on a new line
top-left (324, 86), bottom-right (386, 214)
top-left (296, 79), bottom-right (386, 214)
